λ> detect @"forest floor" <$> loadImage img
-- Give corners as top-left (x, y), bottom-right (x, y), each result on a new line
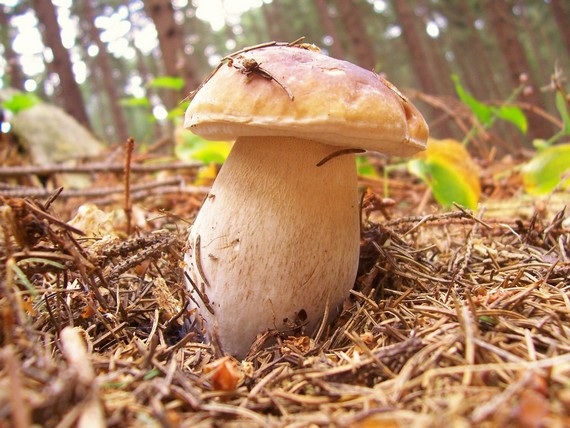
top-left (0, 150), bottom-right (569, 428)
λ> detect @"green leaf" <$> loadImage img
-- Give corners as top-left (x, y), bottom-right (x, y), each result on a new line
top-left (408, 138), bottom-right (481, 209)
top-left (495, 105), bottom-right (527, 134)
top-left (555, 91), bottom-right (570, 135)
top-left (452, 75), bottom-right (493, 126)
top-left (2, 93), bottom-right (42, 113)
top-left (356, 155), bottom-right (380, 178)
top-left (479, 315), bottom-right (499, 326)
top-left (532, 139), bottom-right (549, 151)
top-left (175, 131), bottom-right (231, 164)
top-left (147, 76), bottom-right (185, 91)
top-left (166, 102), bottom-right (189, 123)
top-left (522, 143), bottom-right (570, 195)
top-left (453, 75), bottom-right (527, 135)
top-left (143, 368), bottom-right (161, 380)
top-left (17, 258), bottom-right (66, 270)
top-left (166, 107), bottom-right (185, 121)
top-left (120, 97), bottom-right (151, 107)
top-left (10, 262), bottom-right (38, 296)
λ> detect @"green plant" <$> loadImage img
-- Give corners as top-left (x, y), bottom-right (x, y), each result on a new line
top-left (521, 74), bottom-right (570, 195)
top-left (452, 74), bottom-right (527, 145)
top-left (408, 138), bottom-right (481, 209)
top-left (521, 144), bottom-right (570, 194)
top-left (406, 76), bottom-right (533, 209)
top-left (2, 92), bottom-right (42, 114)
top-left (174, 131), bottom-right (231, 164)
top-left (120, 76), bottom-right (188, 123)
top-left (146, 76), bottom-right (185, 91)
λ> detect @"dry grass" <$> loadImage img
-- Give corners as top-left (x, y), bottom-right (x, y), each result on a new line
top-left (1, 170), bottom-right (569, 427)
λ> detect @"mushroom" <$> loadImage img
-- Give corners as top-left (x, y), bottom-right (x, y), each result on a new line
top-left (184, 43), bottom-right (428, 358)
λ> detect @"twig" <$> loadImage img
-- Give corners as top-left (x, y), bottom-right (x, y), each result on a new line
top-left (185, 38), bottom-right (308, 101)
top-left (60, 327), bottom-right (105, 428)
top-left (385, 210), bottom-right (471, 229)
top-left (0, 177), bottom-right (201, 199)
top-left (0, 160), bottom-right (202, 177)
top-left (470, 370), bottom-right (535, 423)
top-left (23, 199), bottom-right (84, 236)
top-left (184, 271), bottom-right (214, 315)
top-left (0, 346), bottom-right (31, 428)
top-left (124, 137), bottom-right (134, 235)
top-left (43, 187), bottom-right (63, 209)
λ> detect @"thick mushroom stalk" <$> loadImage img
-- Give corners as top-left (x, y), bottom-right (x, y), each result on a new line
top-left (182, 43), bottom-right (428, 358)
top-left (185, 136), bottom-right (360, 357)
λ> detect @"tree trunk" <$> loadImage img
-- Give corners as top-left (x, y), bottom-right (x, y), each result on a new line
top-left (335, 0), bottom-right (376, 70)
top-left (392, 0), bottom-right (438, 95)
top-left (0, 5), bottom-right (25, 90)
top-left (81, 0), bottom-right (129, 143)
top-left (313, 0), bottom-right (346, 59)
top-left (483, 0), bottom-right (553, 141)
top-left (515, 0), bottom-right (550, 86)
top-left (261, 1), bottom-right (287, 41)
top-left (144, 0), bottom-right (200, 107)
top-left (458, 0), bottom-right (504, 99)
top-left (415, 0), bottom-right (457, 97)
top-left (31, 0), bottom-right (91, 129)
top-left (550, 0), bottom-right (570, 57)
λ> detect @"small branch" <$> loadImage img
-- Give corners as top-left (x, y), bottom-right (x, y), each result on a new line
top-left (124, 138), bottom-right (134, 235)
top-left (0, 177), bottom-right (207, 199)
top-left (23, 199), bottom-right (84, 236)
top-left (0, 346), bottom-right (31, 428)
top-left (185, 37), bottom-right (307, 101)
top-left (0, 160), bottom-right (203, 177)
top-left (184, 271), bottom-right (214, 315)
top-left (59, 327), bottom-right (106, 428)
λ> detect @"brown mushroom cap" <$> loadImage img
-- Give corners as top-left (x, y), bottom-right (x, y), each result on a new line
top-left (185, 45), bottom-right (428, 157)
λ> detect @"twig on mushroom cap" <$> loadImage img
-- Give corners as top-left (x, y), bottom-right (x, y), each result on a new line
top-left (184, 37), bottom-right (308, 102)
top-left (231, 57), bottom-right (294, 101)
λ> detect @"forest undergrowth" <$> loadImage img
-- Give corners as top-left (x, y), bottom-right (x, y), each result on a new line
top-left (0, 151), bottom-right (569, 427)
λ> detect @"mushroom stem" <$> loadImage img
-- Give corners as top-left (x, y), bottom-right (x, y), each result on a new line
top-left (185, 136), bottom-right (360, 357)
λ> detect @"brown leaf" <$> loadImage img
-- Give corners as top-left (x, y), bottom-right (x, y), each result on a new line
top-left (510, 389), bottom-right (550, 428)
top-left (282, 335), bottom-right (312, 354)
top-left (203, 356), bottom-right (241, 391)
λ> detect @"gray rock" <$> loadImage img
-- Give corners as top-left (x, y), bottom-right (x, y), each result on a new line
top-left (10, 103), bottom-right (103, 165)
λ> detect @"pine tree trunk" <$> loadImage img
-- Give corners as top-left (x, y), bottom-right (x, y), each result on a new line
top-left (515, 0), bottom-right (550, 86)
top-left (550, 0), bottom-right (570, 57)
top-left (144, 0), bottom-right (199, 107)
top-left (0, 6), bottom-right (25, 90)
top-left (313, 0), bottom-right (346, 59)
top-left (415, 0), bottom-right (456, 97)
top-left (335, 0), bottom-right (376, 70)
top-left (483, 0), bottom-right (553, 141)
top-left (392, 0), bottom-right (438, 95)
top-left (458, 0), bottom-right (505, 99)
top-left (82, 0), bottom-right (129, 143)
top-left (261, 2), bottom-right (287, 41)
top-left (31, 0), bottom-right (91, 129)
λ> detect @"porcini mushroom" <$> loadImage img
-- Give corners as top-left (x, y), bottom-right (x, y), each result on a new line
top-left (184, 42), bottom-right (428, 358)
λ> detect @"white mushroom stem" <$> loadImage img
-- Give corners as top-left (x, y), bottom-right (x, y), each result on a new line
top-left (185, 136), bottom-right (360, 357)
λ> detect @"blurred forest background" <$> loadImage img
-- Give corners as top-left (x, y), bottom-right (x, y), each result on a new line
top-left (0, 0), bottom-right (569, 157)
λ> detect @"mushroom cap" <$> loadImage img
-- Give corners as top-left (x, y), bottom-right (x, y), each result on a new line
top-left (185, 44), bottom-right (428, 157)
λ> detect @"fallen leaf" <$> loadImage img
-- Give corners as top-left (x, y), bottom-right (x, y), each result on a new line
top-left (522, 143), bottom-right (570, 195)
top-left (408, 138), bottom-right (481, 209)
top-left (203, 356), bottom-right (241, 391)
top-left (510, 389), bottom-right (550, 428)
